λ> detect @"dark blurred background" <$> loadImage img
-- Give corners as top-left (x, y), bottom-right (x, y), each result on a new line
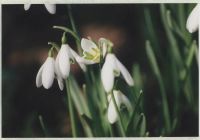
top-left (2, 4), bottom-right (198, 137)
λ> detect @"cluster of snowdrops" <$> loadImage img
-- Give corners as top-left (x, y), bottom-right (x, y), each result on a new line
top-left (36, 32), bottom-right (134, 124)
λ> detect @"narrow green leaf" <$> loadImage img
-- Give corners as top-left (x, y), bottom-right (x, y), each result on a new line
top-left (66, 79), bottom-right (79, 137)
top-left (126, 91), bottom-right (143, 135)
top-left (38, 115), bottom-right (48, 137)
top-left (136, 113), bottom-right (146, 137)
top-left (180, 40), bottom-right (197, 81)
top-left (160, 4), bottom-right (183, 69)
top-left (69, 75), bottom-right (92, 119)
top-left (80, 114), bottom-right (94, 137)
top-left (146, 40), bottom-right (171, 134)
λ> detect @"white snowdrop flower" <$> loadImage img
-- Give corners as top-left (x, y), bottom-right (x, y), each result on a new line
top-left (79, 38), bottom-right (110, 64)
top-left (107, 90), bottom-right (133, 124)
top-left (36, 57), bottom-right (55, 89)
top-left (56, 44), bottom-right (86, 79)
top-left (36, 56), bottom-right (64, 91)
top-left (101, 53), bottom-right (134, 92)
top-left (24, 4), bottom-right (56, 14)
top-left (186, 4), bottom-right (200, 33)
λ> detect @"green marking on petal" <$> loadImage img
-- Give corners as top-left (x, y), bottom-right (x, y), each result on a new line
top-left (114, 70), bottom-right (120, 77)
top-left (83, 51), bottom-right (94, 60)
top-left (82, 47), bottom-right (101, 63)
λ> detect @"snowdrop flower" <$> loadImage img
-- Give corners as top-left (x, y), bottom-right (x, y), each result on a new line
top-left (186, 4), bottom-right (200, 33)
top-left (24, 4), bottom-right (56, 14)
top-left (101, 53), bottom-right (134, 92)
top-left (107, 90), bottom-right (133, 124)
top-left (56, 44), bottom-right (86, 79)
top-left (36, 56), bottom-right (64, 90)
top-left (36, 57), bottom-right (56, 89)
top-left (79, 38), bottom-right (112, 64)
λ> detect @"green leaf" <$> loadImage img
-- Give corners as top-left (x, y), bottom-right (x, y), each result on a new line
top-left (69, 75), bottom-right (92, 119)
top-left (146, 40), bottom-right (171, 134)
top-left (126, 91), bottom-right (143, 136)
top-left (80, 114), bottom-right (94, 137)
top-left (136, 113), bottom-right (146, 137)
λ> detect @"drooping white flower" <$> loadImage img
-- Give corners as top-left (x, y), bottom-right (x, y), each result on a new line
top-left (186, 4), bottom-right (200, 33)
top-left (56, 44), bottom-right (86, 79)
top-left (36, 56), bottom-right (64, 90)
top-left (79, 38), bottom-right (111, 64)
top-left (107, 90), bottom-right (133, 124)
top-left (24, 4), bottom-right (56, 14)
top-left (101, 53), bottom-right (134, 92)
top-left (36, 57), bottom-right (55, 89)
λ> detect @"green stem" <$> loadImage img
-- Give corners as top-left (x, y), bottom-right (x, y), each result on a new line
top-left (67, 5), bottom-right (82, 53)
top-left (53, 26), bottom-right (80, 43)
top-left (110, 91), bottom-right (126, 137)
top-left (66, 78), bottom-right (78, 137)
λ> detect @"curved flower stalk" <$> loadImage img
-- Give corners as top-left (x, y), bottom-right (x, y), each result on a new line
top-left (79, 38), bottom-right (113, 64)
top-left (101, 53), bottom-right (134, 92)
top-left (36, 56), bottom-right (63, 90)
top-left (186, 4), bottom-right (200, 33)
top-left (107, 90), bottom-right (133, 124)
top-left (24, 4), bottom-right (56, 14)
top-left (56, 44), bottom-right (86, 79)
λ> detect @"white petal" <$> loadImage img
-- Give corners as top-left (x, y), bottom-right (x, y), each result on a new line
top-left (81, 38), bottom-right (98, 53)
top-left (57, 77), bottom-right (64, 91)
top-left (55, 50), bottom-right (63, 78)
top-left (58, 44), bottom-right (71, 79)
top-left (24, 4), bottom-right (31, 11)
top-left (70, 48), bottom-right (87, 72)
top-left (36, 64), bottom-right (44, 88)
top-left (115, 56), bottom-right (134, 86)
top-left (186, 4), bottom-right (200, 33)
top-left (98, 38), bottom-right (107, 57)
top-left (114, 90), bottom-right (133, 113)
top-left (44, 4), bottom-right (56, 14)
top-left (107, 90), bottom-right (132, 124)
top-left (101, 54), bottom-right (117, 92)
top-left (107, 90), bottom-right (122, 124)
top-left (42, 57), bottom-right (55, 89)
top-left (107, 100), bottom-right (118, 124)
top-left (55, 56), bottom-right (64, 91)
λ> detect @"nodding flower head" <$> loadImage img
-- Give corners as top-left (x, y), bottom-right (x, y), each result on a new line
top-left (101, 53), bottom-right (134, 93)
top-left (36, 57), bottom-right (55, 89)
top-left (107, 90), bottom-right (133, 124)
top-left (79, 38), bottom-right (113, 64)
top-left (186, 4), bottom-right (200, 33)
top-left (56, 44), bottom-right (86, 79)
top-left (24, 4), bottom-right (56, 14)
top-left (36, 41), bottom-right (86, 91)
